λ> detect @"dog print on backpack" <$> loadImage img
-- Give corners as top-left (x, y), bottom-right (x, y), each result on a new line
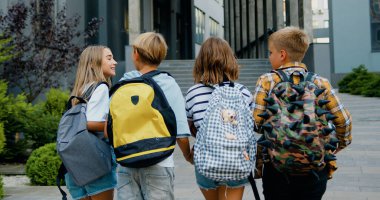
top-left (194, 82), bottom-right (257, 181)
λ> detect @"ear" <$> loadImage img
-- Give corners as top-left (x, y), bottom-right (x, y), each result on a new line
top-left (132, 49), bottom-right (139, 61)
top-left (280, 49), bottom-right (287, 61)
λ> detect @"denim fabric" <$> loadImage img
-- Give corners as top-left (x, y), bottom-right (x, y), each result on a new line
top-left (195, 168), bottom-right (249, 190)
top-left (117, 165), bottom-right (175, 200)
top-left (65, 152), bottom-right (117, 200)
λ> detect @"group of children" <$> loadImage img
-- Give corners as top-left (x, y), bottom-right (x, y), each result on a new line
top-left (65, 26), bottom-right (352, 200)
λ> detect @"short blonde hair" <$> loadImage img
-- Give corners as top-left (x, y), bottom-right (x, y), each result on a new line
top-left (193, 37), bottom-right (239, 84)
top-left (133, 32), bottom-right (167, 65)
top-left (268, 26), bottom-right (309, 62)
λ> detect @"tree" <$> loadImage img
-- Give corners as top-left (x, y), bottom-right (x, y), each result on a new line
top-left (0, 36), bottom-right (14, 64)
top-left (0, 0), bottom-right (103, 102)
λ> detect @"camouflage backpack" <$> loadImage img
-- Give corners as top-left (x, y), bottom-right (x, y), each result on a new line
top-left (257, 70), bottom-right (339, 176)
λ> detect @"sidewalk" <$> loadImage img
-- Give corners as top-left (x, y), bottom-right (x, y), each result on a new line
top-left (2, 93), bottom-right (380, 200)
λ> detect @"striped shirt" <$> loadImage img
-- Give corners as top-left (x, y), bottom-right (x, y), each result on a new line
top-left (185, 82), bottom-right (253, 130)
top-left (252, 62), bottom-right (352, 150)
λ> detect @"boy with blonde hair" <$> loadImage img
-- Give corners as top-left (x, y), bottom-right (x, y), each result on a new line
top-left (111, 32), bottom-right (192, 200)
top-left (252, 27), bottom-right (352, 200)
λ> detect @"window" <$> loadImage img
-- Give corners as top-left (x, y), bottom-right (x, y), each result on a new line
top-left (324, 20), bottom-right (329, 28)
top-left (370, 0), bottom-right (380, 51)
top-left (210, 18), bottom-right (219, 37)
top-left (195, 8), bottom-right (205, 44)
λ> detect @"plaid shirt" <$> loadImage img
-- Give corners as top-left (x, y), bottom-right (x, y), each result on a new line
top-left (252, 62), bottom-right (352, 150)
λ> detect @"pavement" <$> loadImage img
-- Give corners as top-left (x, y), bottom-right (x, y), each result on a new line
top-left (1, 92), bottom-right (380, 200)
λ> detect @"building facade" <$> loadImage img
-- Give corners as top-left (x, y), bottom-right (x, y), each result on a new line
top-left (223, 0), bottom-right (313, 59)
top-left (0, 0), bottom-right (224, 80)
top-left (329, 0), bottom-right (380, 85)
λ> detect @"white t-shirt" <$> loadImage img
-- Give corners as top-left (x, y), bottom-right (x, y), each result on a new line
top-left (85, 83), bottom-right (109, 122)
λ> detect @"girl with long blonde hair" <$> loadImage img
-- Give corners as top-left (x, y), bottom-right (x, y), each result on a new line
top-left (66, 45), bottom-right (118, 200)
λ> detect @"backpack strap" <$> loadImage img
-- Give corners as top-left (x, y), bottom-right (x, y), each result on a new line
top-left (273, 70), bottom-right (290, 82)
top-left (56, 164), bottom-right (68, 200)
top-left (66, 82), bottom-right (108, 111)
top-left (274, 70), bottom-right (308, 84)
top-left (141, 70), bottom-right (172, 79)
top-left (248, 172), bottom-right (261, 200)
top-left (305, 72), bottom-right (316, 82)
top-left (141, 70), bottom-right (172, 108)
top-left (83, 82), bottom-right (109, 101)
top-left (109, 71), bottom-right (171, 96)
top-left (66, 96), bottom-right (86, 110)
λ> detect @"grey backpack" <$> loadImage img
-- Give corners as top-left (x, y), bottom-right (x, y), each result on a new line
top-left (56, 82), bottom-right (112, 198)
top-left (194, 82), bottom-right (257, 181)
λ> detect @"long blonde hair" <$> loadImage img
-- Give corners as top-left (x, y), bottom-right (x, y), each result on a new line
top-left (193, 37), bottom-right (239, 84)
top-left (71, 45), bottom-right (111, 97)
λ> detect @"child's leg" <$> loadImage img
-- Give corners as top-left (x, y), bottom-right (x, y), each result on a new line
top-left (89, 189), bottom-right (114, 200)
top-left (217, 186), bottom-right (245, 200)
top-left (200, 188), bottom-right (218, 200)
top-left (140, 165), bottom-right (175, 200)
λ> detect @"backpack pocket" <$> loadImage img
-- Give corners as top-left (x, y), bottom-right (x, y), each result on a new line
top-left (58, 131), bottom-right (112, 186)
top-left (195, 142), bottom-right (252, 181)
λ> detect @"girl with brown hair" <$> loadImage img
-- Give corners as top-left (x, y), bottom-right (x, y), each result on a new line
top-left (185, 37), bottom-right (254, 200)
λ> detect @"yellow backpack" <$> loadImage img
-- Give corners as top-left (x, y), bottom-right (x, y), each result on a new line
top-left (108, 70), bottom-right (177, 168)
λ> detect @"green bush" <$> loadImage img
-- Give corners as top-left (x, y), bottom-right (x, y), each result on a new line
top-left (362, 75), bottom-right (380, 97)
top-left (0, 85), bottom-right (69, 161)
top-left (26, 143), bottom-right (61, 186)
top-left (0, 123), bottom-right (5, 153)
top-left (0, 175), bottom-right (3, 199)
top-left (24, 88), bottom-right (69, 149)
top-left (0, 80), bottom-right (34, 162)
top-left (43, 88), bottom-right (70, 117)
top-left (338, 65), bottom-right (380, 97)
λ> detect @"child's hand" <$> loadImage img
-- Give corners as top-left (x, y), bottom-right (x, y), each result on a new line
top-left (184, 148), bottom-right (194, 165)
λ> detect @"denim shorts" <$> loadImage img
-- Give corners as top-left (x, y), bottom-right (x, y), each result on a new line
top-left (65, 155), bottom-right (117, 200)
top-left (117, 165), bottom-right (175, 200)
top-left (195, 168), bottom-right (249, 190)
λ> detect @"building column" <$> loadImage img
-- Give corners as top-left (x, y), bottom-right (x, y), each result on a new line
top-left (302, 0), bottom-right (313, 39)
top-left (289, 0), bottom-right (299, 26)
top-left (129, 0), bottom-right (141, 44)
top-left (276, 0), bottom-right (284, 29)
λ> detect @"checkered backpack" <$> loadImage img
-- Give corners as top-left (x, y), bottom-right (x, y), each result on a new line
top-left (194, 82), bottom-right (257, 181)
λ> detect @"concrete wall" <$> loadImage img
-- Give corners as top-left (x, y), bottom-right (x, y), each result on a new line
top-left (331, 0), bottom-right (380, 73)
top-left (304, 43), bottom-right (331, 80)
top-left (313, 43), bottom-right (331, 80)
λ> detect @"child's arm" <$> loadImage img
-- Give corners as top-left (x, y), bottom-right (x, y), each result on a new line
top-left (177, 137), bottom-right (193, 164)
top-left (321, 79), bottom-right (353, 152)
top-left (188, 120), bottom-right (197, 137)
top-left (87, 121), bottom-right (105, 132)
top-left (252, 75), bottom-right (272, 131)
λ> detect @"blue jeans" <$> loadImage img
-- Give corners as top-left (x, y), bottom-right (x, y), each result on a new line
top-left (65, 148), bottom-right (117, 200)
top-left (117, 165), bottom-right (175, 200)
top-left (195, 168), bottom-right (249, 190)
top-left (65, 165), bottom-right (117, 200)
